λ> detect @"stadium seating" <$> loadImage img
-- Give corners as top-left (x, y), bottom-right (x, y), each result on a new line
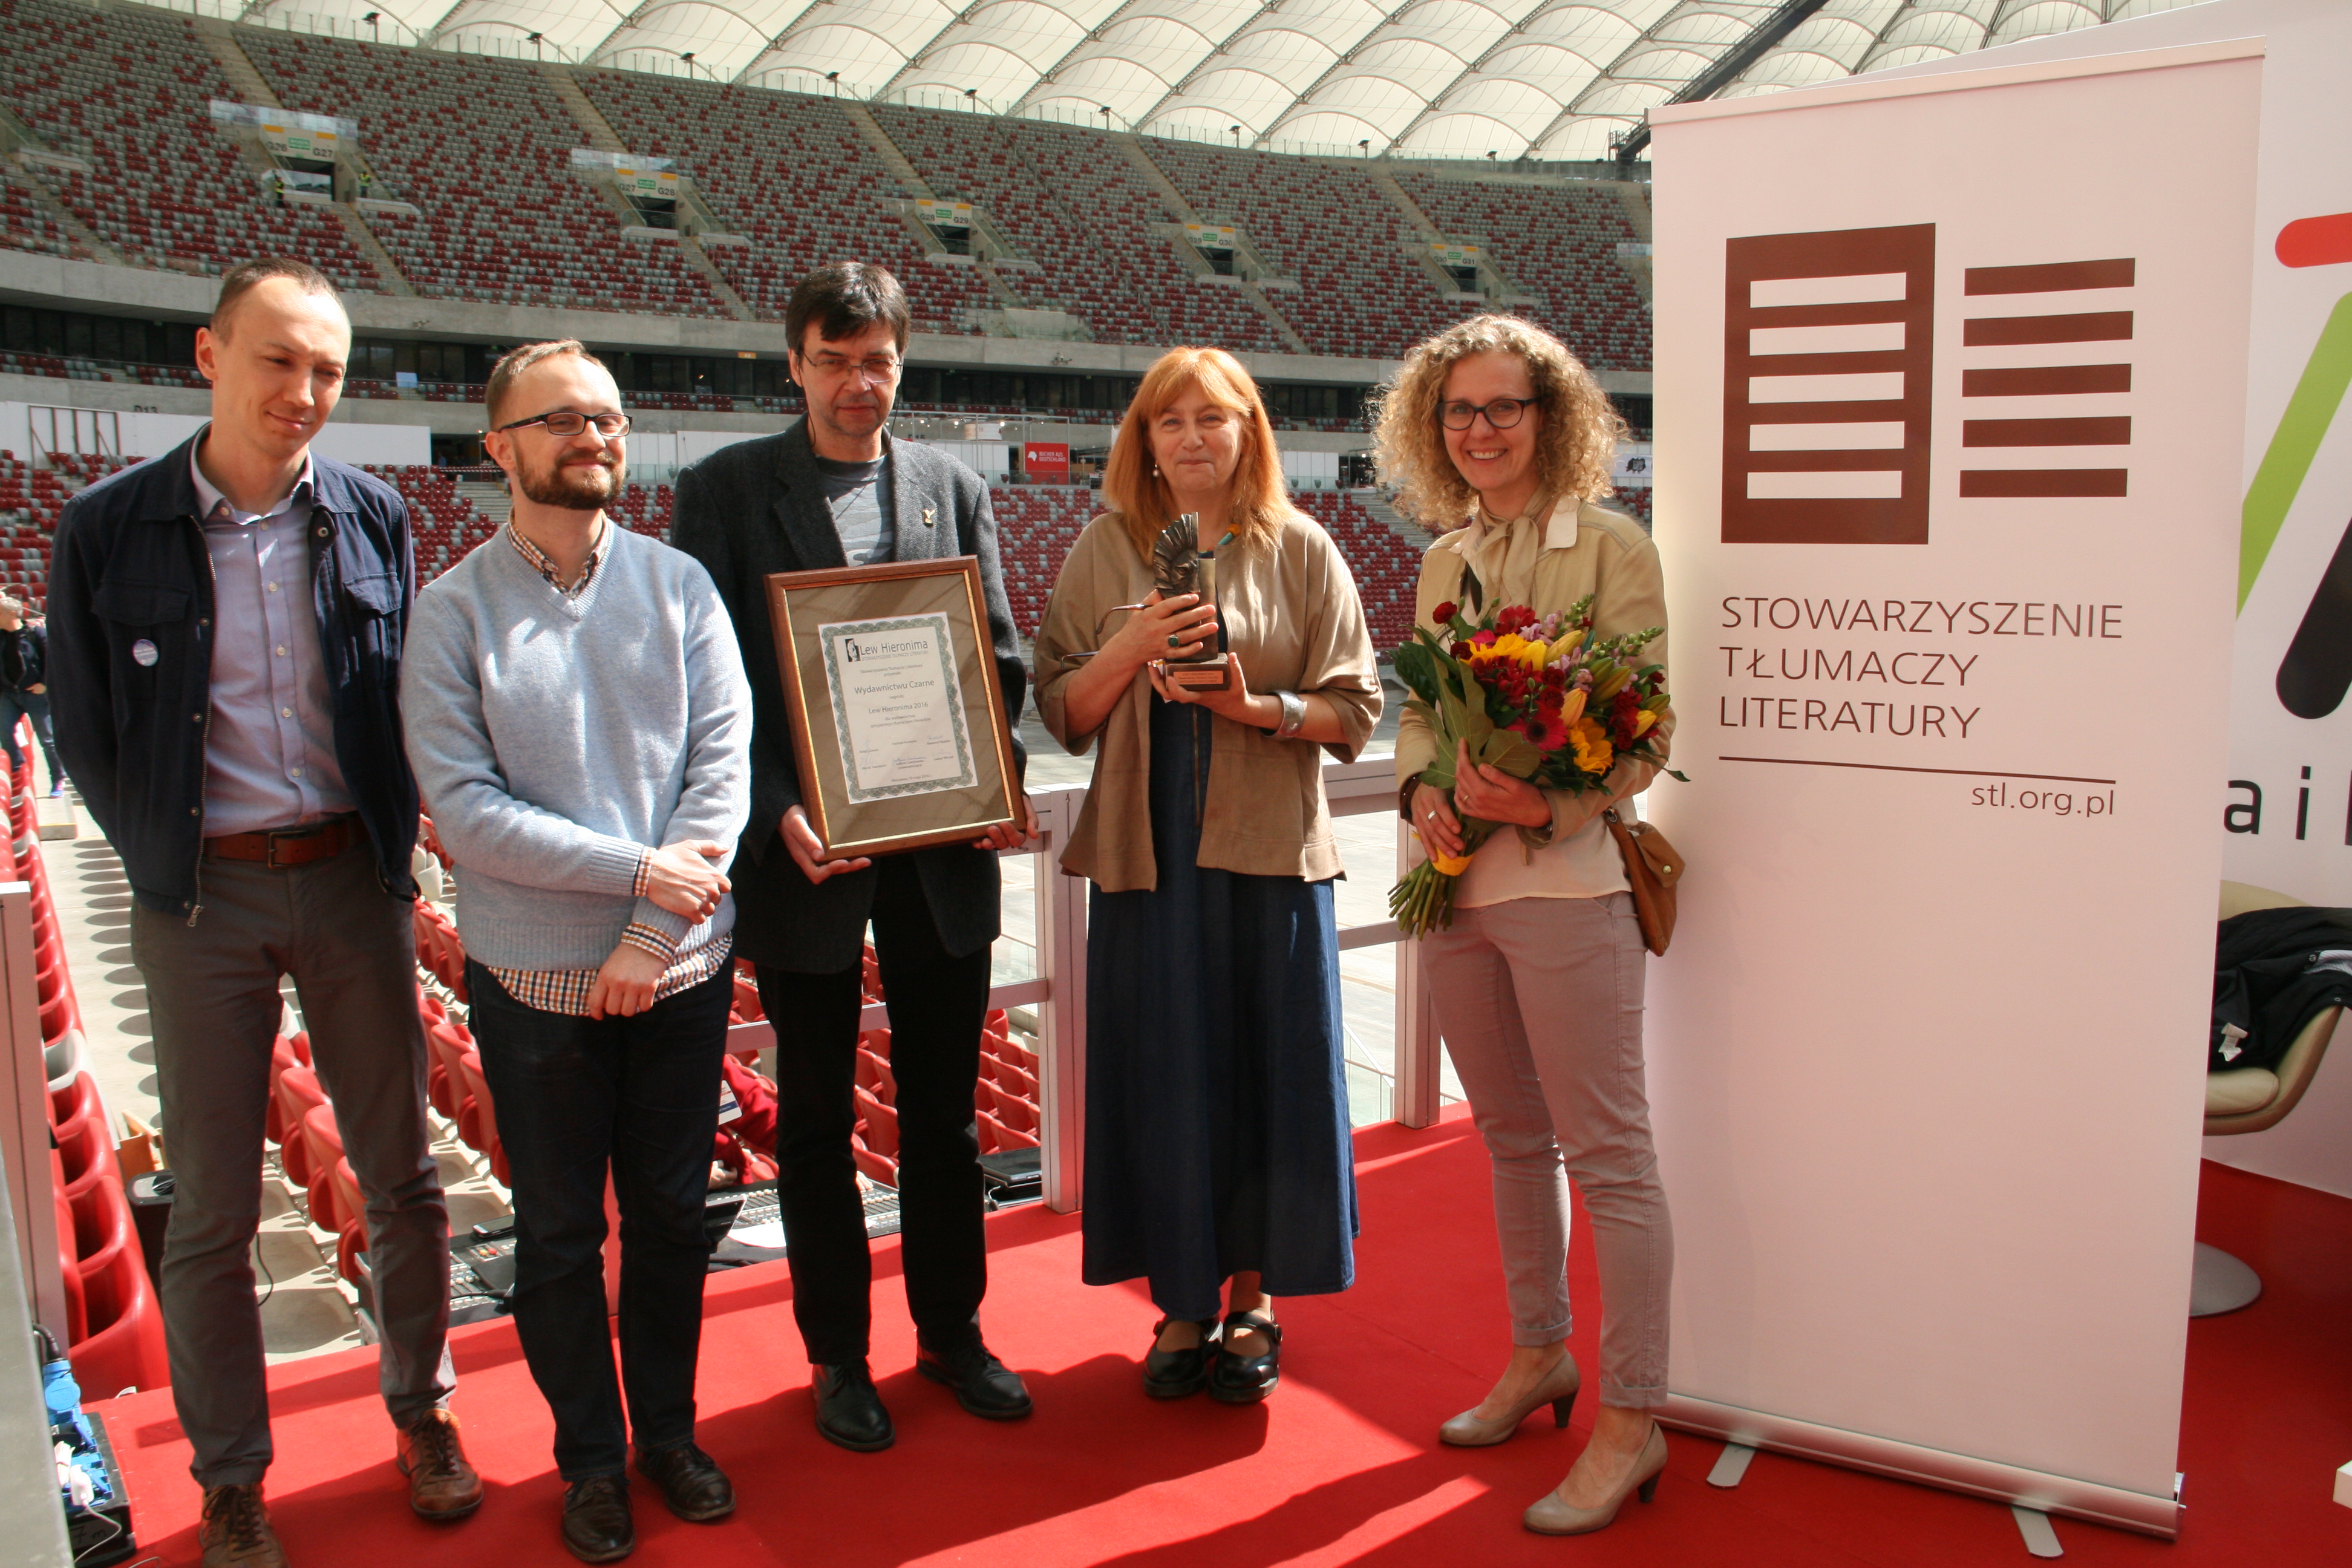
top-left (2, 731), bottom-right (169, 1396)
top-left (238, 30), bottom-right (727, 318)
top-left (364, 464), bottom-right (500, 580)
top-left (870, 108), bottom-right (1283, 353)
top-left (0, 168), bottom-right (74, 258)
top-left (1141, 139), bottom-right (1446, 361)
top-left (608, 480), bottom-right (671, 541)
top-left (985, 483), bottom-right (1098, 637)
top-left (1393, 172), bottom-right (1651, 371)
top-left (0, 10), bottom-right (1652, 371)
top-left (1293, 489), bottom-right (1422, 651)
top-left (577, 70), bottom-right (987, 333)
top-left (0, 0), bottom-right (376, 290)
top-left (2, 446), bottom-right (1434, 645)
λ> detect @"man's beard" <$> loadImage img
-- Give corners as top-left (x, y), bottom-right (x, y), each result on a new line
top-left (518, 452), bottom-right (622, 509)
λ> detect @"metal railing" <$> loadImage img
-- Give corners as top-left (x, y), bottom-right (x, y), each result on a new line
top-left (724, 755), bottom-right (1437, 1214)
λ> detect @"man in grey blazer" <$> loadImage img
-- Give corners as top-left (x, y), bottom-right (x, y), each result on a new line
top-left (671, 263), bottom-right (1036, 1452)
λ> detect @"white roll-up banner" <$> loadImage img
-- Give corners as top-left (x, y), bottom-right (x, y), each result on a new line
top-left (1805, 0), bottom-right (2352, 1208)
top-left (1646, 38), bottom-right (2264, 1537)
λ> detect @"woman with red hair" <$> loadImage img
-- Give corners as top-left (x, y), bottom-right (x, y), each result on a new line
top-left (1034, 347), bottom-right (1380, 1403)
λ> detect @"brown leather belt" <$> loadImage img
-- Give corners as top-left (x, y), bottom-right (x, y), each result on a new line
top-left (204, 814), bottom-right (360, 869)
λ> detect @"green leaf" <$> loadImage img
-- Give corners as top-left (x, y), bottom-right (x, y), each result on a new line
top-left (1481, 731), bottom-right (1543, 777)
top-left (1394, 641), bottom-right (1439, 704)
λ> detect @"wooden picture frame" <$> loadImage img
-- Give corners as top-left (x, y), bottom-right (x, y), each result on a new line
top-left (765, 555), bottom-right (1019, 858)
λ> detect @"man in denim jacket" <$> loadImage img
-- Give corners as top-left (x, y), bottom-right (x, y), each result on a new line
top-left (48, 258), bottom-right (476, 1567)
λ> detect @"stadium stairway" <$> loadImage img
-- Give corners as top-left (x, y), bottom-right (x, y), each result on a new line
top-left (456, 477), bottom-right (512, 532)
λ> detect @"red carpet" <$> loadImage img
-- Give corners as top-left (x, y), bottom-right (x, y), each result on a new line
top-left (91, 1116), bottom-right (2352, 1566)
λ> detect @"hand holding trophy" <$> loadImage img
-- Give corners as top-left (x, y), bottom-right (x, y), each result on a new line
top-left (1149, 512), bottom-right (1230, 691)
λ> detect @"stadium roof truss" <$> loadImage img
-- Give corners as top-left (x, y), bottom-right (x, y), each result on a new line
top-left (203, 0), bottom-right (2210, 159)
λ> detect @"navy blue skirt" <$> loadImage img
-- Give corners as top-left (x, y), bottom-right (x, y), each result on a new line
top-left (1080, 696), bottom-right (1358, 1321)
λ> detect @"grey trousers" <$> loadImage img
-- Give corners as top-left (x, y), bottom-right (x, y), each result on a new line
top-left (131, 838), bottom-right (454, 1486)
top-left (1421, 892), bottom-right (1673, 1410)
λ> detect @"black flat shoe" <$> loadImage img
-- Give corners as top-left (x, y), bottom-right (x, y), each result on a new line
top-left (812, 1360), bottom-right (895, 1451)
top-left (1142, 1316), bottom-right (1221, 1399)
top-left (916, 1334), bottom-right (1035, 1420)
top-left (634, 1442), bottom-right (734, 1522)
top-left (560, 1474), bottom-right (634, 1564)
top-left (1209, 1310), bottom-right (1283, 1404)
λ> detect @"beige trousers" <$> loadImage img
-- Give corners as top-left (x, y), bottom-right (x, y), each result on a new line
top-left (1421, 892), bottom-right (1673, 1410)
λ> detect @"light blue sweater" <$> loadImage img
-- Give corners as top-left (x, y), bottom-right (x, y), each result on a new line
top-left (400, 524), bottom-right (753, 972)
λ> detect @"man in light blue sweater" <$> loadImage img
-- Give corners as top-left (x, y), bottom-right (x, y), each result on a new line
top-left (400, 341), bottom-right (751, 1566)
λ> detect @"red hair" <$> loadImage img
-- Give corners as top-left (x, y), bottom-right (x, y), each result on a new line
top-left (1101, 346), bottom-right (1291, 561)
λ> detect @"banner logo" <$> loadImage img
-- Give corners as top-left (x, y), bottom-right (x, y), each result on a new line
top-left (1722, 224), bottom-right (2137, 545)
top-left (2248, 212), bottom-right (2352, 718)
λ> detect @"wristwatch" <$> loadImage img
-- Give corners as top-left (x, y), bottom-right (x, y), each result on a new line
top-left (1274, 689), bottom-right (1307, 737)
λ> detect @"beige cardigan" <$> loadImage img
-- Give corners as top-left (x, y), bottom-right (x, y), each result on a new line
top-left (1034, 510), bottom-right (1382, 892)
top-left (1395, 495), bottom-right (1673, 907)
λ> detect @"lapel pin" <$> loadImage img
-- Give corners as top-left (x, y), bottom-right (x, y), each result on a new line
top-left (923, 507), bottom-right (936, 529)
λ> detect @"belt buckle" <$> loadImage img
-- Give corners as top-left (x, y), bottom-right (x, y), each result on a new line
top-left (265, 826), bottom-right (319, 870)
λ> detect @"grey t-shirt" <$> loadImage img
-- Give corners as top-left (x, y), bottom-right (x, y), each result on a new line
top-left (815, 453), bottom-right (896, 566)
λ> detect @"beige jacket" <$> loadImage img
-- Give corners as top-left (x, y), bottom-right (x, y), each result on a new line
top-left (1035, 511), bottom-right (1382, 892)
top-left (1395, 495), bottom-right (1673, 907)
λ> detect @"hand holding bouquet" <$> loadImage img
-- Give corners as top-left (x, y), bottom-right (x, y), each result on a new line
top-left (1390, 595), bottom-right (1681, 937)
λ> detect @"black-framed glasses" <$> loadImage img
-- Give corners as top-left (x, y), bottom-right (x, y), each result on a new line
top-left (1439, 397), bottom-right (1540, 431)
top-left (498, 410), bottom-right (632, 439)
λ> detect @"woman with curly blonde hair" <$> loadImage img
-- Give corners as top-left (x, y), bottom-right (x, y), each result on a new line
top-left (1033, 347), bottom-right (1382, 1405)
top-left (1376, 315), bottom-right (1675, 1535)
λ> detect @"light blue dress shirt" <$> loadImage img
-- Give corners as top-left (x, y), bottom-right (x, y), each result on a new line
top-left (189, 437), bottom-right (355, 836)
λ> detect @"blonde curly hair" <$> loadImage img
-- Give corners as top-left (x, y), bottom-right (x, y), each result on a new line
top-left (1370, 314), bottom-right (1624, 529)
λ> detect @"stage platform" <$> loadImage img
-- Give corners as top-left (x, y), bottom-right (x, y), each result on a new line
top-left (89, 1114), bottom-right (2352, 1566)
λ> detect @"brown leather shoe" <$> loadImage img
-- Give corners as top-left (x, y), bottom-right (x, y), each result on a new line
top-left (397, 1408), bottom-right (484, 1520)
top-left (199, 1483), bottom-right (288, 1567)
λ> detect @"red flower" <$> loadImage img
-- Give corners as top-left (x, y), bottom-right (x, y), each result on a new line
top-left (1495, 604), bottom-right (1538, 635)
top-left (1432, 601), bottom-right (1458, 624)
top-left (1470, 628), bottom-right (1497, 648)
top-left (1609, 688), bottom-right (1643, 746)
top-left (1518, 713), bottom-right (1570, 751)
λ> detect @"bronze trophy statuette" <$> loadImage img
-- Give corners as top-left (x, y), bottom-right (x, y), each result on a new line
top-left (1152, 512), bottom-right (1231, 691)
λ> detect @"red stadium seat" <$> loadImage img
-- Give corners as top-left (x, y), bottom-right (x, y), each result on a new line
top-left (70, 1243), bottom-right (170, 1397)
top-left (853, 1086), bottom-right (898, 1161)
top-left (299, 1105), bottom-right (349, 1233)
top-left (273, 1065), bottom-right (326, 1191)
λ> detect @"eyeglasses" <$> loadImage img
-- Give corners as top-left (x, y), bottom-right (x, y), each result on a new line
top-left (498, 410), bottom-right (632, 439)
top-left (1439, 397), bottom-right (1539, 431)
top-left (800, 353), bottom-right (901, 384)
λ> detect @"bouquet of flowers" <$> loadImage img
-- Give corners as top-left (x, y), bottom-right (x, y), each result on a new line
top-left (1390, 595), bottom-right (1680, 937)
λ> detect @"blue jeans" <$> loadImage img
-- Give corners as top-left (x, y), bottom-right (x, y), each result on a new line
top-left (0, 690), bottom-right (60, 783)
top-left (466, 959), bottom-right (733, 1479)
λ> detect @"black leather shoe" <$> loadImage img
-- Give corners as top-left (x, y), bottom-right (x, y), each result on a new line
top-left (813, 1360), bottom-right (895, 1452)
top-left (634, 1442), bottom-right (734, 1523)
top-left (916, 1334), bottom-right (1035, 1419)
top-left (560, 1475), bottom-right (634, 1564)
top-left (1208, 1310), bottom-right (1283, 1404)
top-left (1142, 1317), bottom-right (1221, 1399)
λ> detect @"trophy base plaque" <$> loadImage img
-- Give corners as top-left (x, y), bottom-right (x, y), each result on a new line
top-left (1165, 658), bottom-right (1231, 691)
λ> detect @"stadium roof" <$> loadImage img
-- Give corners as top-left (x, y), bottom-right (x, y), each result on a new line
top-left (201, 0), bottom-right (2207, 160)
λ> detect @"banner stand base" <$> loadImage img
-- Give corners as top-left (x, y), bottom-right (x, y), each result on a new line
top-left (1658, 1394), bottom-right (2180, 1539)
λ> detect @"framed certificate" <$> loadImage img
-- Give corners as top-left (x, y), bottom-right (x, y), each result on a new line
top-left (765, 556), bottom-right (1020, 858)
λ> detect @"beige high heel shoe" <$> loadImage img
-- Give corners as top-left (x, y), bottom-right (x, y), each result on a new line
top-left (1437, 1352), bottom-right (1581, 1447)
top-left (1522, 1419), bottom-right (1667, 1535)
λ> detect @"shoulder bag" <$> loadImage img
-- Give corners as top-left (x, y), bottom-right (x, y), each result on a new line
top-left (1601, 807), bottom-right (1683, 957)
